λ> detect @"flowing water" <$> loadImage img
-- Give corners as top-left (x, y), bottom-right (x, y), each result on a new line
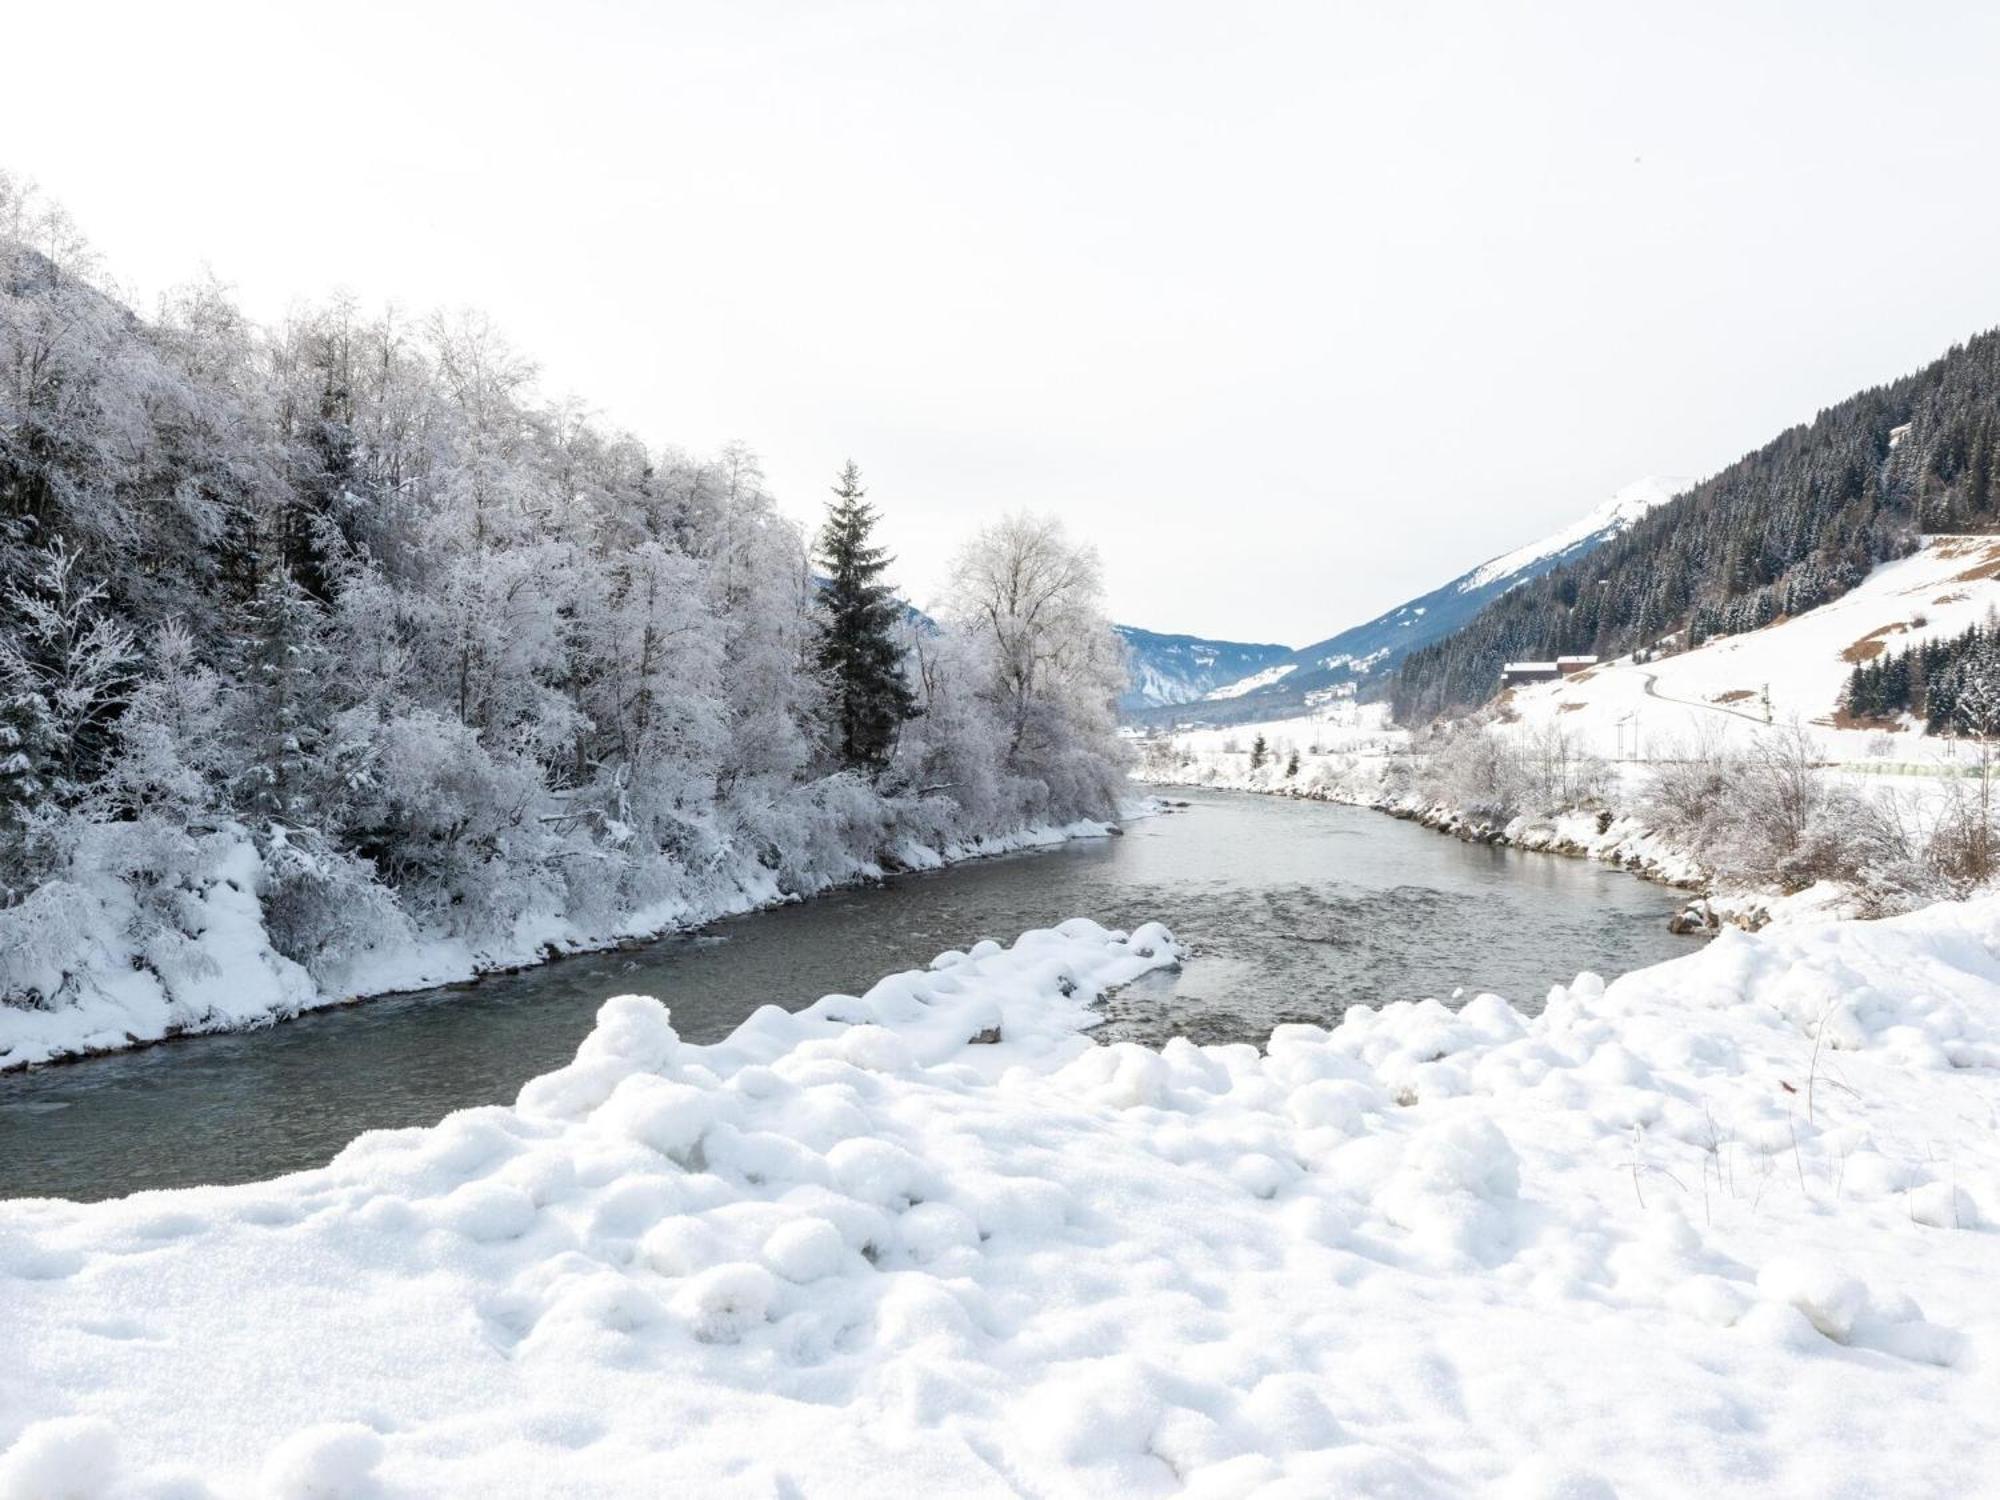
top-left (0, 790), bottom-right (1699, 1201)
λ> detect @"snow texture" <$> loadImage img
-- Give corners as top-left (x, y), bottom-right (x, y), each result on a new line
top-left (5, 906), bottom-right (2000, 1495)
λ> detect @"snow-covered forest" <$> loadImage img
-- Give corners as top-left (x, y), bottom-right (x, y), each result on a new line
top-left (0, 175), bottom-right (1129, 1060)
top-left (1390, 330), bottom-right (2000, 720)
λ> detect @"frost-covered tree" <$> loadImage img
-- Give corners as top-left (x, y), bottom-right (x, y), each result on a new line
top-left (102, 621), bottom-right (230, 824)
top-left (231, 568), bottom-right (335, 825)
top-left (945, 512), bottom-right (1129, 819)
top-left (815, 462), bottom-right (916, 771)
top-left (0, 177), bottom-right (1135, 1012)
top-left (0, 539), bottom-right (139, 813)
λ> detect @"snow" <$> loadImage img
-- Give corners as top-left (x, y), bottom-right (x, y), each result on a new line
top-left (1141, 533), bottom-right (2000, 915)
top-left (1458, 476), bottom-right (1689, 595)
top-left (0, 817), bottom-right (1125, 1073)
top-left (6, 904), bottom-right (2000, 1495)
top-left (1497, 534), bottom-right (2000, 768)
top-left (1204, 662), bottom-right (1296, 700)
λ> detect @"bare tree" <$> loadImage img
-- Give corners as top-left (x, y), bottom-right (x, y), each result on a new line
top-left (1952, 657), bottom-right (2000, 877)
top-left (944, 513), bottom-right (1124, 757)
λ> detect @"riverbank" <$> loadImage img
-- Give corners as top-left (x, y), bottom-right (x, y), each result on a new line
top-left (3, 788), bottom-right (1696, 1202)
top-left (0, 813), bottom-right (1130, 1074)
top-left (5, 903), bottom-right (1998, 1495)
top-left (1140, 745), bottom-right (1710, 884)
top-left (1134, 740), bottom-right (1885, 933)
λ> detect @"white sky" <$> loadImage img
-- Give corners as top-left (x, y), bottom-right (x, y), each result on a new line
top-left (6, 1), bottom-right (1999, 643)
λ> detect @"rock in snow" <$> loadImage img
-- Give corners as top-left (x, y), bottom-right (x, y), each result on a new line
top-left (3, 907), bottom-right (2000, 1495)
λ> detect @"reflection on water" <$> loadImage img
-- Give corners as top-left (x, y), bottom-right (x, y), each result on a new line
top-left (0, 790), bottom-right (1697, 1201)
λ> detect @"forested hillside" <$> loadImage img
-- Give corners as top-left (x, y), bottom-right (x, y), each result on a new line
top-left (0, 175), bottom-right (1127, 1044)
top-left (1391, 330), bottom-right (2000, 721)
top-left (1843, 611), bottom-right (2000, 735)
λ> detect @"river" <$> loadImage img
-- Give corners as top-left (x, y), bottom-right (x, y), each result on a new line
top-left (0, 790), bottom-right (1698, 1201)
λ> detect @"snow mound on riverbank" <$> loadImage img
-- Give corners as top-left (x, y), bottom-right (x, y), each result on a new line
top-left (6, 907), bottom-right (2000, 1494)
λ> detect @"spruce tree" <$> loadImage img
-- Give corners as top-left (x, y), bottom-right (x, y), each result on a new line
top-left (232, 568), bottom-right (331, 823)
top-left (814, 462), bottom-right (917, 770)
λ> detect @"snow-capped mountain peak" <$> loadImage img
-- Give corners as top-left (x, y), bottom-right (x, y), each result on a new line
top-left (1457, 476), bottom-right (1690, 595)
top-left (1122, 476), bottom-right (1697, 727)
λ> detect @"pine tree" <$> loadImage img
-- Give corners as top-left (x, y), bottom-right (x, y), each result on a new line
top-left (1250, 733), bottom-right (1268, 769)
top-left (814, 462), bottom-right (917, 770)
top-left (232, 568), bottom-right (332, 824)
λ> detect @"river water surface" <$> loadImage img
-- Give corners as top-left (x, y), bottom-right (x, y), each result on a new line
top-left (0, 790), bottom-right (1698, 1201)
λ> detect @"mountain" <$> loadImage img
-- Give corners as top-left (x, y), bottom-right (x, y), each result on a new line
top-left (1121, 478), bottom-right (1687, 728)
top-left (1485, 533), bottom-right (2000, 763)
top-left (1114, 626), bottom-right (1294, 715)
top-left (1391, 328), bottom-right (2000, 722)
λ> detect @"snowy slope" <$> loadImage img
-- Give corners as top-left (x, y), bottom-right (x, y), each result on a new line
top-left (5, 908), bottom-right (2000, 1495)
top-left (1127, 477), bottom-right (1689, 728)
top-left (1114, 625), bottom-right (1294, 714)
top-left (1456, 477), bottom-right (1685, 593)
top-left (1496, 534), bottom-right (2000, 765)
top-left (1204, 661), bottom-right (1297, 699)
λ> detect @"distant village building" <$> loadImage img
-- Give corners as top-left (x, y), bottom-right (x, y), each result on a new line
top-left (1501, 655), bottom-right (1598, 689)
top-left (1500, 661), bottom-right (1562, 687)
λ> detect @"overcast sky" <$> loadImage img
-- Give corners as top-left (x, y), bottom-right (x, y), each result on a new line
top-left (7, 1), bottom-right (1998, 643)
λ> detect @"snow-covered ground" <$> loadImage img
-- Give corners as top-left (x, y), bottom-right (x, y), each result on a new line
top-left (1499, 535), bottom-right (2000, 766)
top-left (5, 906), bottom-right (2000, 1496)
top-left (1160, 700), bottom-right (1406, 764)
top-left (1204, 662), bottom-right (1298, 700)
top-left (0, 818), bottom-right (1122, 1074)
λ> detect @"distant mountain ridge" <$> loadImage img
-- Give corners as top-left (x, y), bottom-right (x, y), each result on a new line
top-left (1121, 477), bottom-right (1687, 727)
top-left (1113, 626), bottom-right (1294, 715)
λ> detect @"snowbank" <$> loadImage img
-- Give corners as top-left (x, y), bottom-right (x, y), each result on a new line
top-left (5, 906), bottom-right (2000, 1495)
top-left (0, 815), bottom-right (1124, 1073)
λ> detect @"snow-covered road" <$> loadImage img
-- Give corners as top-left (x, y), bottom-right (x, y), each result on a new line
top-left (3, 908), bottom-right (1998, 1497)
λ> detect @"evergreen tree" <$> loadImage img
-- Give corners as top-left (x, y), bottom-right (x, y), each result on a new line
top-left (1250, 733), bottom-right (1268, 769)
top-left (814, 462), bottom-right (916, 770)
top-left (231, 568), bottom-right (332, 824)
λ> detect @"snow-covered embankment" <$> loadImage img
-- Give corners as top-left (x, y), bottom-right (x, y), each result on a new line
top-left (0, 815), bottom-right (1122, 1073)
top-left (6, 905), bottom-right (2000, 1494)
top-left (1142, 731), bottom-right (1707, 890)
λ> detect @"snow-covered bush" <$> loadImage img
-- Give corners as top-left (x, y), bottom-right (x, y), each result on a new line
top-left (1414, 725), bottom-right (1514, 821)
top-left (0, 879), bottom-right (98, 1009)
top-left (1645, 722), bottom-right (1961, 905)
top-left (258, 830), bottom-right (414, 988)
top-left (1413, 721), bottom-right (1610, 822)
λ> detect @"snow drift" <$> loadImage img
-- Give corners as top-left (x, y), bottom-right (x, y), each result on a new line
top-left (4, 907), bottom-right (2000, 1495)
